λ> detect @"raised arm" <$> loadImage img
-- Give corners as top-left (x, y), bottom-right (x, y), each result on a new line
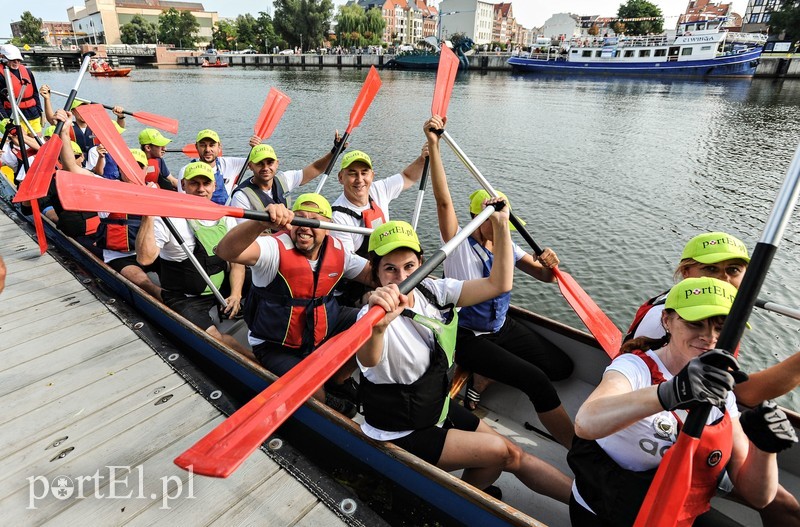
top-left (135, 216), bottom-right (161, 266)
top-left (299, 131), bottom-right (347, 185)
top-left (457, 198), bottom-right (513, 307)
top-left (734, 351), bottom-right (800, 406)
top-left (39, 84), bottom-right (56, 125)
top-left (399, 144), bottom-right (427, 190)
top-left (215, 204), bottom-right (293, 266)
top-left (425, 115), bottom-right (459, 242)
top-left (515, 248), bottom-right (559, 283)
top-left (55, 110), bottom-right (92, 176)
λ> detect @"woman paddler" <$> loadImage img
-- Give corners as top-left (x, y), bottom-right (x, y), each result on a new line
top-left (424, 114), bottom-right (574, 448)
top-left (357, 215), bottom-right (572, 504)
top-left (570, 277), bottom-right (794, 526)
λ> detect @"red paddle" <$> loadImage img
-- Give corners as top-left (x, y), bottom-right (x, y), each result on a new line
top-left (172, 204), bottom-right (499, 477)
top-left (180, 144), bottom-right (199, 157)
top-left (49, 90), bottom-right (179, 134)
top-left (77, 104), bottom-right (146, 186)
top-left (431, 45), bottom-right (459, 118)
top-left (313, 66), bottom-right (382, 193)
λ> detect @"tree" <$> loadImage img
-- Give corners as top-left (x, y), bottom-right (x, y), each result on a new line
top-left (616, 0), bottom-right (663, 35)
top-left (770, 1), bottom-right (800, 41)
top-left (211, 19), bottom-right (237, 49)
top-left (334, 4), bottom-right (384, 47)
top-left (254, 11), bottom-right (281, 52)
top-left (235, 14), bottom-right (259, 50)
top-left (120, 15), bottom-right (158, 45)
top-left (158, 8), bottom-right (199, 48)
top-left (588, 24), bottom-right (600, 36)
top-left (274, 0), bottom-right (335, 51)
top-left (17, 11), bottom-right (46, 46)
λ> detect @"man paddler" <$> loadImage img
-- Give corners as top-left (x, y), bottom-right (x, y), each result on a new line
top-left (229, 135), bottom-right (344, 221)
top-left (138, 128), bottom-right (178, 190)
top-left (0, 44), bottom-right (43, 134)
top-left (136, 161), bottom-right (251, 357)
top-left (214, 193), bottom-right (375, 417)
top-left (177, 129), bottom-right (260, 205)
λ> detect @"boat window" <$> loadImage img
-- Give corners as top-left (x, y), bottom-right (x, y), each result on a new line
top-left (595, 50), bottom-right (602, 57)
top-left (571, 49), bottom-right (579, 54)
top-left (582, 50), bottom-right (592, 57)
top-left (624, 49), bottom-right (635, 57)
top-left (701, 45), bottom-right (712, 51)
top-left (639, 49), bottom-right (651, 57)
top-left (655, 49), bottom-right (667, 56)
top-left (681, 47), bottom-right (693, 56)
top-left (615, 50), bottom-right (621, 57)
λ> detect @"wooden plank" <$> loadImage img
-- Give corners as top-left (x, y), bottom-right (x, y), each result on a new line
top-left (0, 304), bottom-right (112, 352)
top-left (0, 337), bottom-right (151, 424)
top-left (0, 323), bottom-right (139, 392)
top-left (206, 471), bottom-right (319, 526)
top-left (0, 389), bottom-right (219, 523)
top-left (0, 271), bottom-right (75, 302)
top-left (42, 417), bottom-right (283, 526)
top-left (294, 502), bottom-right (349, 527)
top-left (0, 288), bottom-right (104, 331)
top-left (3, 260), bottom-right (69, 286)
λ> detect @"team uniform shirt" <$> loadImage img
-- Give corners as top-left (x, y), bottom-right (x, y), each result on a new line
top-left (177, 157), bottom-right (247, 198)
top-left (152, 216), bottom-right (237, 262)
top-left (229, 169), bottom-right (303, 223)
top-left (571, 349), bottom-right (739, 512)
top-left (84, 146), bottom-right (103, 172)
top-left (356, 277), bottom-right (464, 442)
top-left (330, 173), bottom-right (404, 253)
top-left (247, 234), bottom-right (368, 346)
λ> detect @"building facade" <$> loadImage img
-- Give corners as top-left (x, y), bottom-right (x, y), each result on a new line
top-left (10, 20), bottom-right (75, 46)
top-left (742, 0), bottom-right (783, 33)
top-left (358, 0), bottom-right (437, 45)
top-left (67, 0), bottom-right (217, 46)
top-left (541, 13), bottom-right (581, 41)
top-left (439, 0), bottom-right (495, 45)
top-left (677, 0), bottom-right (733, 24)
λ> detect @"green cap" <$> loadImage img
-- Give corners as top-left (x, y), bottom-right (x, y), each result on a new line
top-left (340, 150), bottom-right (372, 170)
top-left (368, 220), bottom-right (421, 256)
top-left (249, 144), bottom-right (277, 163)
top-left (70, 99), bottom-right (84, 110)
top-left (468, 189), bottom-right (523, 230)
top-left (130, 148), bottom-right (147, 167)
top-left (70, 141), bottom-right (83, 155)
top-left (43, 124), bottom-right (56, 138)
top-left (0, 118), bottom-right (8, 135)
top-left (138, 128), bottom-right (171, 147)
top-left (292, 193), bottom-right (332, 219)
top-left (680, 232), bottom-right (750, 264)
top-left (183, 161), bottom-right (215, 181)
top-left (666, 277), bottom-right (737, 322)
top-left (196, 129), bottom-right (220, 144)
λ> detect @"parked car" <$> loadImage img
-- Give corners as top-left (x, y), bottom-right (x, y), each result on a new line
top-left (205, 48), bottom-right (218, 55)
top-left (241, 48), bottom-right (257, 54)
top-left (278, 49), bottom-right (294, 55)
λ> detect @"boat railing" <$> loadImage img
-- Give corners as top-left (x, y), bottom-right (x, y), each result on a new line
top-left (568, 35), bottom-right (670, 49)
top-left (728, 32), bottom-right (768, 45)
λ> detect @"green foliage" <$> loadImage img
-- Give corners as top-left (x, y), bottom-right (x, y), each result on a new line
top-left (17, 11), bottom-right (46, 45)
top-left (616, 0), bottom-right (663, 35)
top-left (273, 0), bottom-right (335, 51)
top-left (211, 19), bottom-right (237, 49)
top-left (158, 8), bottom-right (199, 48)
top-left (334, 5), bottom-right (385, 47)
top-left (120, 15), bottom-right (158, 45)
top-left (770, 1), bottom-right (800, 41)
top-left (212, 12), bottom-right (280, 52)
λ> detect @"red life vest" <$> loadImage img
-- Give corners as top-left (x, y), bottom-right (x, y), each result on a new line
top-left (331, 197), bottom-right (386, 257)
top-left (145, 158), bottom-right (161, 185)
top-left (244, 232), bottom-right (346, 353)
top-left (98, 213), bottom-right (141, 252)
top-left (0, 64), bottom-right (37, 110)
top-left (634, 350), bottom-right (734, 525)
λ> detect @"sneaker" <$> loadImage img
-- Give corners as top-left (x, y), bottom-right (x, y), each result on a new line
top-left (325, 392), bottom-right (357, 418)
top-left (325, 377), bottom-right (359, 404)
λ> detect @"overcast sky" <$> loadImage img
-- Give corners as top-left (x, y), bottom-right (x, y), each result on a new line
top-left (11, 1), bottom-right (750, 31)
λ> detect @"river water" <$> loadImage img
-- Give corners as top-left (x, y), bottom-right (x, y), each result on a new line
top-left (33, 65), bottom-right (800, 410)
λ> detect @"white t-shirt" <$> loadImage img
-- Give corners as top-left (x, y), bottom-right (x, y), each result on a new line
top-left (247, 234), bottom-right (367, 346)
top-left (85, 145), bottom-right (102, 171)
top-left (152, 216), bottom-right (237, 261)
top-left (330, 173), bottom-right (404, 253)
top-left (229, 170), bottom-right (303, 223)
top-left (442, 227), bottom-right (527, 281)
top-left (632, 295), bottom-right (669, 340)
top-left (356, 277), bottom-right (464, 441)
top-left (177, 156), bottom-right (247, 197)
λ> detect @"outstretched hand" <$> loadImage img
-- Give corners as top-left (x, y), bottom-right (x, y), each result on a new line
top-left (740, 400), bottom-right (798, 453)
top-left (424, 115), bottom-right (446, 142)
top-left (657, 349), bottom-right (747, 411)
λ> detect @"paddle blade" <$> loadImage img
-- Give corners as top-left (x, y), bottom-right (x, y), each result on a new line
top-left (174, 306), bottom-right (386, 477)
top-left (12, 137), bottom-right (62, 202)
top-left (78, 104), bottom-right (146, 186)
top-left (633, 434), bottom-right (699, 527)
top-left (55, 171), bottom-right (237, 221)
top-left (254, 88), bottom-right (291, 139)
top-left (182, 144), bottom-right (199, 157)
top-left (432, 45), bottom-right (459, 119)
top-left (132, 111), bottom-right (179, 134)
top-left (346, 66), bottom-right (382, 134)
top-left (31, 200), bottom-right (48, 254)
top-left (553, 267), bottom-right (622, 358)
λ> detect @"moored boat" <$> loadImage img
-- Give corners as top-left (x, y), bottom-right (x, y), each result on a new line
top-left (508, 18), bottom-right (766, 78)
top-left (201, 62), bottom-right (229, 68)
top-left (1, 172), bottom-right (798, 526)
top-left (89, 68), bottom-right (132, 78)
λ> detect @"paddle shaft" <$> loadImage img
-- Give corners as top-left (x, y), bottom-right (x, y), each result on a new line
top-left (50, 90), bottom-right (131, 116)
top-left (313, 131), bottom-right (349, 194)
top-left (756, 298), bottom-right (800, 321)
top-left (161, 217), bottom-right (228, 306)
top-left (2, 67), bottom-right (43, 150)
top-left (634, 140), bottom-right (800, 527)
top-left (52, 54), bottom-right (96, 138)
top-left (238, 208), bottom-right (373, 236)
top-left (411, 155), bottom-right (430, 231)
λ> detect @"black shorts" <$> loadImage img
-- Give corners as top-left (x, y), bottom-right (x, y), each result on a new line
top-left (162, 291), bottom-right (216, 330)
top-left (391, 403), bottom-right (480, 465)
top-left (107, 254), bottom-right (159, 274)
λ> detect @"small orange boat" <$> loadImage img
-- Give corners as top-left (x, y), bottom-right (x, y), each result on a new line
top-left (90, 68), bottom-right (132, 77)
top-left (201, 62), bottom-right (229, 68)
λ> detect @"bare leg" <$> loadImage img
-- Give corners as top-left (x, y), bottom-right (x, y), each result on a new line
top-left (757, 485), bottom-right (800, 527)
top-left (206, 325), bottom-right (255, 361)
top-left (538, 405), bottom-right (575, 449)
top-left (332, 355), bottom-right (357, 384)
top-left (120, 265), bottom-right (162, 301)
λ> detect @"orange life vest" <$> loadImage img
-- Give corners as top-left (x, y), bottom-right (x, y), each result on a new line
top-left (0, 64), bottom-right (37, 110)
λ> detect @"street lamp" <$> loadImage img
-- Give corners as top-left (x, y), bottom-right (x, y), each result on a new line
top-left (300, 33), bottom-right (303, 53)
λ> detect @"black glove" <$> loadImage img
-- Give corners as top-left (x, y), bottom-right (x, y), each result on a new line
top-left (331, 136), bottom-right (346, 155)
top-left (740, 400), bottom-right (798, 453)
top-left (657, 349), bottom-right (746, 411)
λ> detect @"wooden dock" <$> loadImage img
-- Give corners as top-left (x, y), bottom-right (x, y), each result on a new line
top-left (0, 210), bottom-right (353, 525)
